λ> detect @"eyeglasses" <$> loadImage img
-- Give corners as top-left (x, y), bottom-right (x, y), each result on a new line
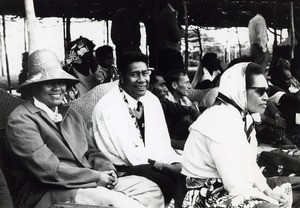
top-left (129, 70), bottom-right (152, 78)
top-left (247, 87), bottom-right (269, 96)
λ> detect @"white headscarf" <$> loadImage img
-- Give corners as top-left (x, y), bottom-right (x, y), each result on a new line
top-left (218, 62), bottom-right (249, 112)
top-left (190, 62), bottom-right (261, 146)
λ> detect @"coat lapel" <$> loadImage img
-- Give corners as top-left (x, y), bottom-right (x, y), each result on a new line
top-left (25, 101), bottom-right (87, 166)
top-left (24, 101), bottom-right (61, 132)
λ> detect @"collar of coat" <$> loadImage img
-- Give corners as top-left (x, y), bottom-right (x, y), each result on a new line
top-left (23, 99), bottom-right (70, 123)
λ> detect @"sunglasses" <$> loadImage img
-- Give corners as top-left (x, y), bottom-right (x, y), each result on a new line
top-left (247, 87), bottom-right (269, 96)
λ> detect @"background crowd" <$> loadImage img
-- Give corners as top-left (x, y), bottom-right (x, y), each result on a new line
top-left (2, 0), bottom-right (300, 208)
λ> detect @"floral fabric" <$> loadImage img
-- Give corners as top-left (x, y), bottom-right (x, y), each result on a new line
top-left (182, 177), bottom-right (292, 208)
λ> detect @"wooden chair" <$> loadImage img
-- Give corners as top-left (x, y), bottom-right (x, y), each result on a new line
top-left (0, 88), bottom-right (112, 208)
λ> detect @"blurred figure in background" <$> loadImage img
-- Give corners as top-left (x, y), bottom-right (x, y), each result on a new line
top-left (191, 53), bottom-right (223, 89)
top-left (18, 52), bottom-right (29, 99)
top-left (157, 0), bottom-right (183, 76)
top-left (111, 3), bottom-right (142, 69)
top-left (149, 71), bottom-right (200, 150)
top-left (18, 52), bottom-right (29, 86)
top-left (94, 45), bottom-right (119, 84)
top-left (64, 36), bottom-right (98, 101)
top-left (248, 13), bottom-right (270, 76)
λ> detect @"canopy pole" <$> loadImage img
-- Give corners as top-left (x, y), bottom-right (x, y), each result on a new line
top-left (154, 0), bottom-right (159, 70)
top-left (183, 1), bottom-right (188, 72)
top-left (2, 15), bottom-right (11, 92)
top-left (236, 27), bottom-right (241, 57)
top-left (0, 16), bottom-right (4, 76)
top-left (273, 2), bottom-right (278, 47)
top-left (290, 1), bottom-right (295, 58)
top-left (24, 18), bottom-right (28, 52)
top-left (196, 27), bottom-right (203, 59)
top-left (63, 16), bottom-right (71, 63)
top-left (24, 0), bottom-right (38, 55)
top-left (63, 17), bottom-right (67, 61)
top-left (66, 17), bottom-right (71, 44)
top-left (106, 19), bottom-right (109, 45)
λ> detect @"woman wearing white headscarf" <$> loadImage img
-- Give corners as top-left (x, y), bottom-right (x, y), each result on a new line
top-left (180, 62), bottom-right (296, 208)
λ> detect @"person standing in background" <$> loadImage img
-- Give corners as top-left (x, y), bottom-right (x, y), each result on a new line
top-left (111, 3), bottom-right (142, 69)
top-left (248, 13), bottom-right (270, 76)
top-left (157, 0), bottom-right (183, 76)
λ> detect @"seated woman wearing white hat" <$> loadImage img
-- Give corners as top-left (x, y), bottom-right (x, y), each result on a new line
top-left (5, 49), bottom-right (164, 208)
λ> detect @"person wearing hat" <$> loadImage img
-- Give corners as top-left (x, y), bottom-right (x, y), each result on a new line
top-left (64, 36), bottom-right (99, 101)
top-left (5, 49), bottom-right (164, 208)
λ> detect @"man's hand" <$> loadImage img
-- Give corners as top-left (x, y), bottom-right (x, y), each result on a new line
top-left (275, 116), bottom-right (286, 129)
top-left (264, 189), bottom-right (290, 208)
top-left (97, 170), bottom-right (117, 189)
top-left (149, 159), bottom-right (182, 176)
top-left (275, 128), bottom-right (285, 142)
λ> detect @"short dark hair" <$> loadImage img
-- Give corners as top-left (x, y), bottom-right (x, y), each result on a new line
top-left (227, 56), bottom-right (254, 69)
top-left (95, 45), bottom-right (113, 62)
top-left (149, 70), bottom-right (163, 86)
top-left (118, 52), bottom-right (148, 74)
top-left (245, 62), bottom-right (264, 88)
top-left (201, 53), bottom-right (217, 68)
top-left (165, 70), bottom-right (187, 92)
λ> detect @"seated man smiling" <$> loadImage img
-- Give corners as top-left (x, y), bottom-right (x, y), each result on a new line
top-left (92, 52), bottom-right (182, 205)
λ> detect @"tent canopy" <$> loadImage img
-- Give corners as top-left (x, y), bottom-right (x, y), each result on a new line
top-left (1, 0), bottom-right (299, 29)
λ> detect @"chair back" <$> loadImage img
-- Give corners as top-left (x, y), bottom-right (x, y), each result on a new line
top-left (0, 88), bottom-right (24, 129)
top-left (0, 88), bottom-right (24, 199)
top-left (188, 88), bottom-right (212, 104)
top-left (69, 80), bottom-right (118, 126)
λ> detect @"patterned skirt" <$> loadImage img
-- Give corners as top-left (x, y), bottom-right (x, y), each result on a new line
top-left (182, 177), bottom-right (292, 208)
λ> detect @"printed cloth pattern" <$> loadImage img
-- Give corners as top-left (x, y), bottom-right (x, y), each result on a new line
top-left (119, 86), bottom-right (143, 141)
top-left (182, 177), bottom-right (292, 208)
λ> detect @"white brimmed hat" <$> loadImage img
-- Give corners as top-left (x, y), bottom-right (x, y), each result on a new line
top-left (17, 49), bottom-right (78, 93)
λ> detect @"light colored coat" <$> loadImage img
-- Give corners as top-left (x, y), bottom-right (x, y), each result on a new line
top-left (92, 86), bottom-right (181, 166)
top-left (6, 101), bottom-right (114, 208)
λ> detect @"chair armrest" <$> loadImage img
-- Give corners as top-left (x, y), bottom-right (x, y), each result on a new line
top-left (50, 202), bottom-right (112, 208)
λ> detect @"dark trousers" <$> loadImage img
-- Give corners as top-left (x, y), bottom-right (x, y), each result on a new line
top-left (250, 43), bottom-right (270, 76)
top-left (157, 49), bottom-right (184, 77)
top-left (115, 164), bottom-right (178, 205)
top-left (115, 44), bottom-right (141, 69)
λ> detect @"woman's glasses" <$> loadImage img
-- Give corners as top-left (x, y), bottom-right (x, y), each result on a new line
top-left (247, 87), bottom-right (269, 96)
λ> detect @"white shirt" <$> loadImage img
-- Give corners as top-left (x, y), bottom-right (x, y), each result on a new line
top-left (33, 97), bottom-right (62, 122)
top-left (201, 67), bottom-right (221, 82)
top-left (92, 86), bottom-right (181, 166)
top-left (123, 90), bottom-right (140, 110)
